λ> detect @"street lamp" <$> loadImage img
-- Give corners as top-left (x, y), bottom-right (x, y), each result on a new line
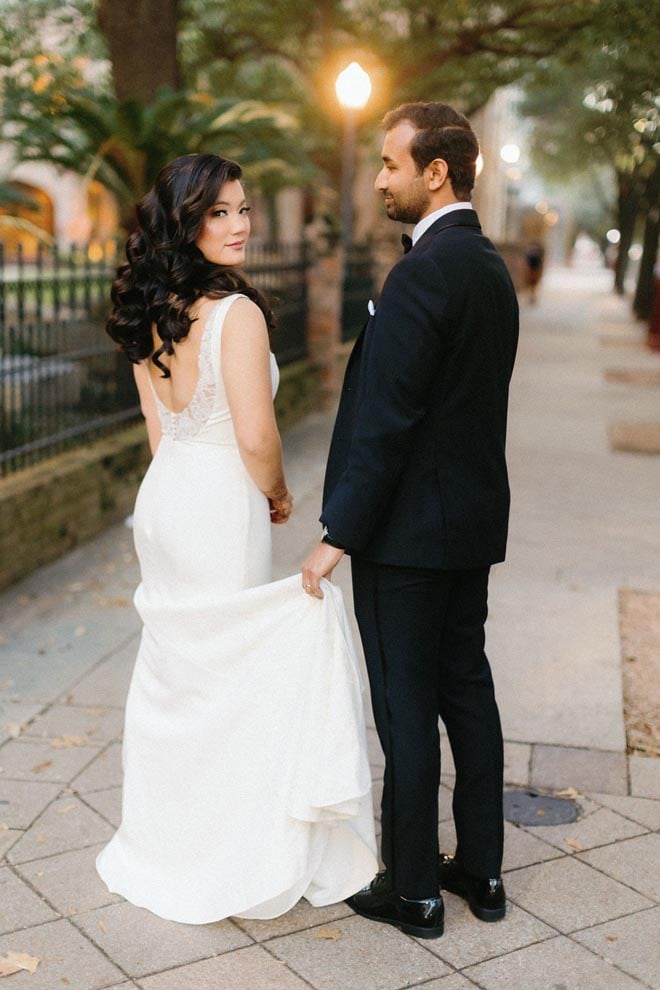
top-left (335, 62), bottom-right (372, 257)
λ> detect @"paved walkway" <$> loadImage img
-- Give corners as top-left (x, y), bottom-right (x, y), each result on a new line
top-left (1, 265), bottom-right (659, 989)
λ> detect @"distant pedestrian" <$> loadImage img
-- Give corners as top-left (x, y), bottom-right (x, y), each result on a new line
top-left (524, 241), bottom-right (545, 303)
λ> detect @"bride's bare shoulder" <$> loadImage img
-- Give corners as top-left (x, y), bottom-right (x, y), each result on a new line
top-left (223, 295), bottom-right (267, 336)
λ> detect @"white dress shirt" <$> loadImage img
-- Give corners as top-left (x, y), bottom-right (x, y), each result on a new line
top-left (412, 202), bottom-right (473, 245)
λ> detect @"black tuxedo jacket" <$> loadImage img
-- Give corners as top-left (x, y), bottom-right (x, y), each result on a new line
top-left (321, 209), bottom-right (519, 570)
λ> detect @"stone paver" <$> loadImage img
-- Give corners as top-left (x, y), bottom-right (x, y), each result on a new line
top-left (267, 914), bottom-right (451, 990)
top-left (573, 906), bottom-right (660, 989)
top-left (629, 754), bottom-right (660, 799)
top-left (0, 779), bottom-right (61, 830)
top-left (531, 744), bottom-right (628, 794)
top-left (139, 944), bottom-right (312, 990)
top-left (502, 742), bottom-right (531, 787)
top-left (578, 832), bottom-right (660, 901)
top-left (75, 901), bottom-right (251, 978)
top-left (79, 785), bottom-right (123, 828)
top-left (6, 795), bottom-right (114, 865)
top-left (465, 934), bottom-right (646, 990)
top-left (234, 899), bottom-right (352, 942)
top-left (421, 898), bottom-right (553, 969)
top-left (71, 741), bottom-right (124, 793)
top-left (0, 828), bottom-right (22, 859)
top-left (504, 856), bottom-right (653, 933)
top-left (528, 806), bottom-right (647, 854)
top-left (17, 842), bottom-right (122, 916)
top-left (0, 737), bottom-right (99, 784)
top-left (66, 638), bottom-right (138, 708)
top-left (415, 977), bottom-right (480, 990)
top-left (0, 866), bottom-right (58, 933)
top-left (0, 701), bottom-right (44, 743)
top-left (501, 821), bottom-right (564, 872)
top-left (591, 791), bottom-right (660, 831)
top-left (0, 917), bottom-right (123, 989)
top-left (22, 703), bottom-right (124, 744)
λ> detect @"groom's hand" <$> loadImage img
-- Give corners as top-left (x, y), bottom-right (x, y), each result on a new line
top-left (301, 543), bottom-right (344, 599)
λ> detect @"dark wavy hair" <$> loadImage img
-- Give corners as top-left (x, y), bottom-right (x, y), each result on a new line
top-left (106, 153), bottom-right (275, 377)
top-left (382, 102), bottom-right (479, 200)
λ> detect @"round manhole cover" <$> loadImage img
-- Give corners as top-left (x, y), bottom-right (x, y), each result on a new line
top-left (503, 789), bottom-right (580, 826)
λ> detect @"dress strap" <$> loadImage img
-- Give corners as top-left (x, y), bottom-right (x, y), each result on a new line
top-left (209, 294), bottom-right (247, 384)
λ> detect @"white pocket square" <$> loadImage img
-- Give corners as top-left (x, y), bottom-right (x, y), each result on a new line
top-left (367, 299), bottom-right (375, 316)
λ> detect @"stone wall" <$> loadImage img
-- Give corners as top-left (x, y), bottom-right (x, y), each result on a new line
top-left (0, 425), bottom-right (150, 592)
top-left (0, 359), bottom-right (321, 591)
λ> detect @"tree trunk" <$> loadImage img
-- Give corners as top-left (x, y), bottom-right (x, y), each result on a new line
top-left (633, 159), bottom-right (660, 320)
top-left (97, 0), bottom-right (181, 104)
top-left (614, 171), bottom-right (640, 295)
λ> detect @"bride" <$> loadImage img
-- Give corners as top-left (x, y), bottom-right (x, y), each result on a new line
top-left (95, 152), bottom-right (377, 924)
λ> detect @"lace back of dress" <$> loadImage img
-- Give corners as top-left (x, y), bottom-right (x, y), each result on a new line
top-left (155, 297), bottom-right (237, 441)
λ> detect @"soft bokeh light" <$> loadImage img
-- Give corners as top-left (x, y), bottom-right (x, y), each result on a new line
top-left (335, 62), bottom-right (372, 109)
top-left (628, 244), bottom-right (643, 261)
top-left (606, 228), bottom-right (621, 244)
top-left (544, 210), bottom-right (559, 227)
top-left (500, 143), bottom-right (520, 164)
top-left (535, 201), bottom-right (549, 215)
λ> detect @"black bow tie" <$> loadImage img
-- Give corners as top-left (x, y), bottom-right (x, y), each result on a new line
top-left (401, 233), bottom-right (413, 254)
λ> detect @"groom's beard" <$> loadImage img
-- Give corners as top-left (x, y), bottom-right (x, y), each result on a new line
top-left (382, 177), bottom-right (430, 225)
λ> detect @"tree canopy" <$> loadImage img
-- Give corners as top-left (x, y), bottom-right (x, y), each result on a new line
top-left (521, 0), bottom-right (659, 312)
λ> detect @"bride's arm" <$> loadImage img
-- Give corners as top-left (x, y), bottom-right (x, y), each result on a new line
top-left (133, 362), bottom-right (162, 456)
top-left (222, 298), bottom-right (291, 512)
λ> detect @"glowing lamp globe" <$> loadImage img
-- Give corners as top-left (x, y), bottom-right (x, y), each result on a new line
top-left (335, 62), bottom-right (372, 110)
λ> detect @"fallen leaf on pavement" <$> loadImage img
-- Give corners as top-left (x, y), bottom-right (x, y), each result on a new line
top-left (36, 835), bottom-right (46, 843)
top-left (556, 787), bottom-right (581, 799)
top-left (564, 838), bottom-right (585, 851)
top-left (98, 920), bottom-right (107, 933)
top-left (51, 736), bottom-right (86, 749)
top-left (31, 760), bottom-right (53, 774)
top-left (313, 927), bottom-right (343, 940)
top-left (536, 808), bottom-right (546, 817)
top-left (0, 951), bottom-right (41, 977)
top-left (55, 804), bottom-right (76, 815)
top-left (606, 935), bottom-right (618, 942)
top-left (0, 824), bottom-right (8, 831)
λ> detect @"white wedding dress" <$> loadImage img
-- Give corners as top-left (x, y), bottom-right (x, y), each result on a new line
top-left (96, 294), bottom-right (377, 924)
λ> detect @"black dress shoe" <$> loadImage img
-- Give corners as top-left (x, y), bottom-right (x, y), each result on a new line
top-left (438, 854), bottom-right (506, 922)
top-left (346, 871), bottom-right (444, 939)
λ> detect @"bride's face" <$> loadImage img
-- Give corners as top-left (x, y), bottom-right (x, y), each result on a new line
top-left (195, 179), bottom-right (251, 266)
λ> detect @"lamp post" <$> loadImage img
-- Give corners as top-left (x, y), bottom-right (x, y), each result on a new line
top-left (335, 62), bottom-right (372, 260)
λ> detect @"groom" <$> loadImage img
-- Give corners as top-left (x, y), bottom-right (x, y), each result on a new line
top-left (302, 102), bottom-right (518, 938)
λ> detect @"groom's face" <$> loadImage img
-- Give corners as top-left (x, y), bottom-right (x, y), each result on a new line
top-left (375, 121), bottom-right (430, 225)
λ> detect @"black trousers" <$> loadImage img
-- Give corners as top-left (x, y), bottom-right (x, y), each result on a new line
top-left (351, 557), bottom-right (504, 899)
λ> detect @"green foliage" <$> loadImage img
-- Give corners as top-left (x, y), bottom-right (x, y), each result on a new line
top-left (522, 0), bottom-right (658, 178)
top-left (0, 51), bottom-right (313, 228)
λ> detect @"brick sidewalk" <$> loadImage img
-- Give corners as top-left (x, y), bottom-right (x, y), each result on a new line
top-left (1, 265), bottom-right (659, 989)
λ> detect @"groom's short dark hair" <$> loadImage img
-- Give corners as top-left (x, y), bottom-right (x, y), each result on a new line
top-left (382, 102), bottom-right (479, 200)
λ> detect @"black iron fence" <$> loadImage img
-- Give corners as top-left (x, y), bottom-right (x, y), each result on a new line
top-left (342, 244), bottom-right (375, 342)
top-left (0, 240), bottom-right (310, 477)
